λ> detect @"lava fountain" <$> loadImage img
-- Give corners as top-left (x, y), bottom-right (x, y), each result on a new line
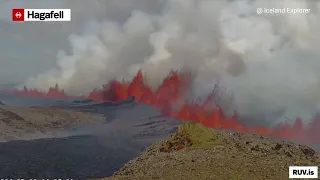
top-left (8, 70), bottom-right (320, 145)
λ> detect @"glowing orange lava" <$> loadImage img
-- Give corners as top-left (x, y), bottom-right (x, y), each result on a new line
top-left (8, 70), bottom-right (320, 145)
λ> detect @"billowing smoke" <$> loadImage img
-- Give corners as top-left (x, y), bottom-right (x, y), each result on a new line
top-left (25, 0), bottom-right (320, 125)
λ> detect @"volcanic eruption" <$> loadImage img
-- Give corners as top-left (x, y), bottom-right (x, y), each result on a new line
top-left (9, 69), bottom-right (320, 145)
top-left (8, 0), bottom-right (320, 146)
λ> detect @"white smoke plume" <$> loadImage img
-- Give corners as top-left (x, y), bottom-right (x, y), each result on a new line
top-left (25, 0), bottom-right (320, 125)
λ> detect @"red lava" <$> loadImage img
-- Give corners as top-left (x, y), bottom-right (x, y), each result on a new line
top-left (8, 70), bottom-right (320, 145)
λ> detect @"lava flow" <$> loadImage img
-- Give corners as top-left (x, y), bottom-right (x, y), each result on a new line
top-left (8, 70), bottom-right (320, 145)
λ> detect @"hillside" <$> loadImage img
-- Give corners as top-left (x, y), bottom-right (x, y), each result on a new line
top-left (0, 103), bottom-right (179, 179)
top-left (0, 105), bottom-right (104, 141)
top-left (103, 122), bottom-right (320, 180)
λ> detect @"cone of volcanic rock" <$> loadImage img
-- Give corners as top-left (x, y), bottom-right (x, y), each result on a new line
top-left (101, 122), bottom-right (320, 180)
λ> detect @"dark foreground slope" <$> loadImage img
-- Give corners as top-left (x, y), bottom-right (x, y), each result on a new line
top-left (104, 122), bottom-right (320, 180)
top-left (0, 101), bottom-right (180, 179)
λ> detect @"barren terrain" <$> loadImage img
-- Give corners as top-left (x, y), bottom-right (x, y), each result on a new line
top-left (104, 122), bottom-right (320, 180)
top-left (0, 103), bottom-right (180, 179)
top-left (0, 104), bottom-right (319, 179)
top-left (0, 105), bottom-right (104, 141)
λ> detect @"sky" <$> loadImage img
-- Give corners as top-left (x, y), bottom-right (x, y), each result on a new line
top-left (0, 0), bottom-right (159, 84)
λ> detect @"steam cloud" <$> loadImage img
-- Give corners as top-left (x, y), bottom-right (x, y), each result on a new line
top-left (25, 0), bottom-right (320, 125)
